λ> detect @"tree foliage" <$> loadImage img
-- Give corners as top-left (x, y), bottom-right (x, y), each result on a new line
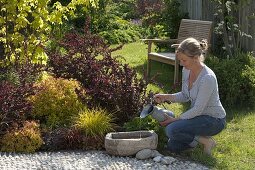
top-left (0, 0), bottom-right (97, 65)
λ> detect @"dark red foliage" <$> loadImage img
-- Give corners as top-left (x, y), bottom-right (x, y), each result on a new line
top-left (47, 19), bottom-right (147, 124)
top-left (136, 0), bottom-right (164, 16)
top-left (0, 81), bottom-right (32, 120)
top-left (41, 127), bottom-right (106, 151)
top-left (0, 63), bottom-right (43, 134)
top-left (82, 135), bottom-right (105, 150)
top-left (41, 127), bottom-right (84, 151)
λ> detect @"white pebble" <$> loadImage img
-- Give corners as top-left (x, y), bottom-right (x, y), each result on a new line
top-left (0, 150), bottom-right (209, 170)
top-left (153, 155), bottom-right (162, 162)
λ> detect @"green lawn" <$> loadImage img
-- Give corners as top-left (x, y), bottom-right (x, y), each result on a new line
top-left (112, 42), bottom-right (255, 170)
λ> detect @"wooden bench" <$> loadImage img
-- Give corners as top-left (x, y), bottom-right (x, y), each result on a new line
top-left (143, 19), bottom-right (213, 83)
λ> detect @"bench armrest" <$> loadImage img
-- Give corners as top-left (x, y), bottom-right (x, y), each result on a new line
top-left (171, 44), bottom-right (180, 48)
top-left (141, 38), bottom-right (178, 43)
top-left (141, 38), bottom-right (178, 53)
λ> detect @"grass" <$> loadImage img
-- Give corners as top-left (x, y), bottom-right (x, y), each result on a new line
top-left (112, 41), bottom-right (176, 93)
top-left (112, 42), bottom-right (255, 170)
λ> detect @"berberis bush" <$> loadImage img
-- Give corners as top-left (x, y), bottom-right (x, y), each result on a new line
top-left (0, 63), bottom-right (42, 134)
top-left (41, 127), bottom-right (84, 151)
top-left (47, 19), bottom-right (147, 124)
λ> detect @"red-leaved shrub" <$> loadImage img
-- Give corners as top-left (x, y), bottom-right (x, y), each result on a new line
top-left (47, 19), bottom-right (147, 124)
top-left (41, 127), bottom-right (84, 151)
top-left (0, 63), bottom-right (42, 134)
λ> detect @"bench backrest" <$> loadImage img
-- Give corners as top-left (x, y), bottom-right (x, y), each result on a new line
top-left (177, 19), bottom-right (213, 44)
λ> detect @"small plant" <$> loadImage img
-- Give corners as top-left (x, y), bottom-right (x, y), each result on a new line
top-left (82, 135), bottom-right (105, 150)
top-left (29, 76), bottom-right (85, 128)
top-left (74, 107), bottom-right (115, 137)
top-left (73, 107), bottom-right (115, 150)
top-left (41, 127), bottom-right (84, 151)
top-left (0, 121), bottom-right (44, 153)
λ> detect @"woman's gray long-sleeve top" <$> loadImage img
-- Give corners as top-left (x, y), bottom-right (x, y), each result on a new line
top-left (172, 65), bottom-right (226, 119)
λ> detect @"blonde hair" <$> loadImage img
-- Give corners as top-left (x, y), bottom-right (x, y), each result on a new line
top-left (177, 37), bottom-right (208, 62)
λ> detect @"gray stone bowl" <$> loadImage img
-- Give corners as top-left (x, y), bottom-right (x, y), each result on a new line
top-left (105, 130), bottom-right (158, 156)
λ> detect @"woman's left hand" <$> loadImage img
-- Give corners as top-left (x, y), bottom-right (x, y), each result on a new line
top-left (159, 115), bottom-right (177, 126)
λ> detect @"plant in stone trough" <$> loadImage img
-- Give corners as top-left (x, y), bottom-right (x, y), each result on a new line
top-left (47, 18), bottom-right (147, 124)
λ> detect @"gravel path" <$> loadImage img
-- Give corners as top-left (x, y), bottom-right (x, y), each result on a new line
top-left (0, 150), bottom-right (209, 170)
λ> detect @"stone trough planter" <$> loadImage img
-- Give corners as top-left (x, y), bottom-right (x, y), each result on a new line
top-left (105, 130), bottom-right (158, 156)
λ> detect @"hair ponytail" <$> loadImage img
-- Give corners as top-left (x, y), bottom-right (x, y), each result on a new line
top-left (178, 37), bottom-right (208, 62)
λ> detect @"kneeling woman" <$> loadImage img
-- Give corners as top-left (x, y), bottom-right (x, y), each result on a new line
top-left (154, 37), bottom-right (226, 155)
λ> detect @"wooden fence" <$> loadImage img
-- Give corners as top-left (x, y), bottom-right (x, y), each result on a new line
top-left (179, 0), bottom-right (255, 53)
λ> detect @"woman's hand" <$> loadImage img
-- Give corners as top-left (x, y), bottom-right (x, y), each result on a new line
top-left (159, 115), bottom-right (178, 126)
top-left (153, 94), bottom-right (166, 104)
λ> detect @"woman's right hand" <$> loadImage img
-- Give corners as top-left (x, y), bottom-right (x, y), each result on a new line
top-left (153, 94), bottom-right (166, 104)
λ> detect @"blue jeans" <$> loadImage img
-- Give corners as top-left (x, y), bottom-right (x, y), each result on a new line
top-left (165, 115), bottom-right (226, 153)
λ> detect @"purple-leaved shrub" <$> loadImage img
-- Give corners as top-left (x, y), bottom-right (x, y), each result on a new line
top-left (0, 63), bottom-right (43, 134)
top-left (47, 18), bottom-right (147, 124)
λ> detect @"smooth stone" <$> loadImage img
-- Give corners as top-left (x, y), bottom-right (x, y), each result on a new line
top-left (159, 165), bottom-right (168, 170)
top-left (151, 150), bottom-right (163, 158)
top-left (135, 149), bottom-right (153, 160)
top-left (160, 156), bottom-right (176, 165)
top-left (153, 155), bottom-right (162, 162)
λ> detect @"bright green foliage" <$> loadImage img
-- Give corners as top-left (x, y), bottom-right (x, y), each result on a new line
top-left (161, 0), bottom-right (188, 39)
top-left (0, 0), bottom-right (97, 65)
top-left (29, 76), bottom-right (85, 128)
top-left (74, 107), bottom-right (115, 137)
top-left (89, 2), bottom-right (144, 45)
top-left (206, 52), bottom-right (255, 108)
top-left (0, 121), bottom-right (44, 153)
top-left (98, 16), bottom-right (143, 44)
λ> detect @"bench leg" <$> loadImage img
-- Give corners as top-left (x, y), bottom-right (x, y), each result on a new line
top-left (147, 59), bottom-right (151, 78)
top-left (174, 60), bottom-right (179, 84)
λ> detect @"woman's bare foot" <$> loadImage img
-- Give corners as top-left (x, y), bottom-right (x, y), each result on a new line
top-left (204, 137), bottom-right (216, 155)
top-left (198, 136), bottom-right (216, 155)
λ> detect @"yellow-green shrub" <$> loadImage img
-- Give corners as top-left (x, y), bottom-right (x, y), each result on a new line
top-left (74, 108), bottom-right (115, 150)
top-left (29, 76), bottom-right (85, 128)
top-left (74, 108), bottom-right (115, 137)
top-left (0, 121), bottom-right (44, 153)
